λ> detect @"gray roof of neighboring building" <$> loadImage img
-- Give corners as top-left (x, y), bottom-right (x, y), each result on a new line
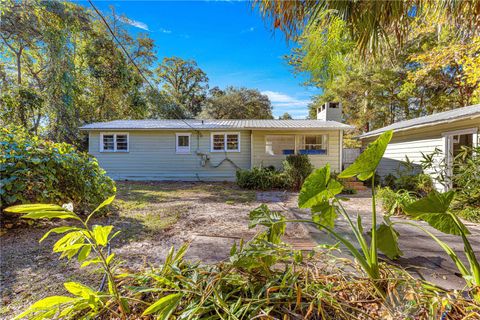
top-left (359, 104), bottom-right (480, 139)
top-left (80, 119), bottom-right (354, 131)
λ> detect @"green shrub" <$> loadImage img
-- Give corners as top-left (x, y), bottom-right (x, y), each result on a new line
top-left (457, 207), bottom-right (480, 223)
top-left (382, 172), bottom-right (434, 196)
top-left (236, 155), bottom-right (314, 191)
top-left (236, 166), bottom-right (287, 190)
top-left (0, 126), bottom-right (115, 216)
top-left (282, 154), bottom-right (314, 191)
top-left (377, 187), bottom-right (416, 216)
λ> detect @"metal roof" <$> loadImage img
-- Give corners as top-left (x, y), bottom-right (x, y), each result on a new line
top-left (80, 119), bottom-right (354, 131)
top-left (359, 104), bottom-right (480, 139)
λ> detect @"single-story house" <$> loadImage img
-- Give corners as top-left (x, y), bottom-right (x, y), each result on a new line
top-left (358, 104), bottom-right (480, 190)
top-left (80, 119), bottom-right (353, 181)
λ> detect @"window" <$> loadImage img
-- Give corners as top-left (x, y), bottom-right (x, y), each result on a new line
top-left (100, 133), bottom-right (129, 152)
top-left (265, 135), bottom-right (295, 156)
top-left (176, 133), bottom-right (191, 154)
top-left (299, 135), bottom-right (328, 155)
top-left (211, 132), bottom-right (240, 152)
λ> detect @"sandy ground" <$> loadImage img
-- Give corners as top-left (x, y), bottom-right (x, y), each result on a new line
top-left (0, 182), bottom-right (309, 319)
top-left (2, 183), bottom-right (479, 319)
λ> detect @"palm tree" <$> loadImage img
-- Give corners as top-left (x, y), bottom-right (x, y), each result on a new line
top-left (253, 0), bottom-right (480, 55)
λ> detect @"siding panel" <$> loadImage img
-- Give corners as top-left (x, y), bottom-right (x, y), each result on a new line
top-left (89, 130), bottom-right (251, 181)
top-left (361, 118), bottom-right (480, 190)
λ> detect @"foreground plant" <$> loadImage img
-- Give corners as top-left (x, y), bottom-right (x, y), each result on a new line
top-left (296, 130), bottom-right (401, 290)
top-left (402, 191), bottom-right (480, 302)
top-left (5, 196), bottom-right (128, 319)
top-left (296, 129), bottom-right (480, 303)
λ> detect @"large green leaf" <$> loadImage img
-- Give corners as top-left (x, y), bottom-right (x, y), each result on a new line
top-left (142, 293), bottom-right (183, 318)
top-left (338, 130), bottom-right (393, 181)
top-left (298, 164), bottom-right (343, 209)
top-left (403, 191), bottom-right (469, 236)
top-left (5, 204), bottom-right (80, 221)
top-left (311, 201), bottom-right (337, 229)
top-left (376, 223), bottom-right (403, 259)
top-left (92, 225), bottom-right (114, 246)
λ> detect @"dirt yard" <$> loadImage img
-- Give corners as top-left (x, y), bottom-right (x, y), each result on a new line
top-left (0, 181), bottom-right (310, 319)
top-left (2, 182), bottom-right (479, 319)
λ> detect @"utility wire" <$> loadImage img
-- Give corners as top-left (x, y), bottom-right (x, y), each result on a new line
top-left (88, 1), bottom-right (241, 171)
top-left (87, 0), bottom-right (200, 133)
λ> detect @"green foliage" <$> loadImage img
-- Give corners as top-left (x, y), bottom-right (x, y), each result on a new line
top-left (235, 166), bottom-right (287, 190)
top-left (155, 57), bottom-right (209, 118)
top-left (377, 187), bottom-right (416, 216)
top-left (6, 196), bottom-right (127, 319)
top-left (0, 1), bottom-right (157, 144)
top-left (403, 191), bottom-right (469, 236)
top-left (338, 130), bottom-right (393, 181)
top-left (9, 194), bottom-right (480, 318)
top-left (236, 155), bottom-right (314, 191)
top-left (403, 192), bottom-right (480, 293)
top-left (199, 86), bottom-right (273, 119)
top-left (282, 154), bottom-right (314, 191)
top-left (0, 126), bottom-right (115, 215)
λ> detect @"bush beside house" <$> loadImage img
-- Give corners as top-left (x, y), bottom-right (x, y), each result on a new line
top-left (0, 127), bottom-right (115, 223)
top-left (236, 154), bottom-right (313, 191)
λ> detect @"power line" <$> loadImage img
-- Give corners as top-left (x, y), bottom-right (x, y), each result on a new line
top-left (87, 0), bottom-right (199, 133)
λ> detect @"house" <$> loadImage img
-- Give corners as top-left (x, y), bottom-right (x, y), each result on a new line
top-left (358, 104), bottom-right (480, 190)
top-left (80, 115), bottom-right (353, 181)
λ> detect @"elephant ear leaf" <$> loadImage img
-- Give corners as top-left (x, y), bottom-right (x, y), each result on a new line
top-left (311, 202), bottom-right (337, 229)
top-left (338, 130), bottom-right (393, 181)
top-left (376, 223), bottom-right (403, 259)
top-left (403, 191), bottom-right (469, 236)
top-left (298, 164), bottom-right (343, 209)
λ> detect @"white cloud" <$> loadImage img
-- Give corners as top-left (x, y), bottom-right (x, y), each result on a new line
top-left (115, 15), bottom-right (149, 31)
top-left (261, 90), bottom-right (312, 119)
top-left (159, 28), bottom-right (172, 34)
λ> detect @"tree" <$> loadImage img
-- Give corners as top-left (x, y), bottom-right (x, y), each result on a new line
top-left (0, 1), bottom-right (156, 144)
top-left (255, 0), bottom-right (480, 56)
top-left (278, 112), bottom-right (292, 120)
top-left (155, 57), bottom-right (209, 118)
top-left (199, 87), bottom-right (273, 119)
top-left (281, 3), bottom-right (480, 133)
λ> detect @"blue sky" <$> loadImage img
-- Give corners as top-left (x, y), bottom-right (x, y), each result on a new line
top-left (81, 1), bottom-right (321, 118)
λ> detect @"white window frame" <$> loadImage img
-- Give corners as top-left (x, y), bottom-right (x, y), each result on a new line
top-left (210, 132), bottom-right (241, 152)
top-left (176, 133), bottom-right (191, 154)
top-left (100, 132), bottom-right (129, 152)
top-left (300, 134), bottom-right (328, 155)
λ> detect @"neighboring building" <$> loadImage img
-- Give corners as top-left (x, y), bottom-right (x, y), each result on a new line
top-left (358, 104), bottom-right (480, 190)
top-left (80, 119), bottom-right (353, 181)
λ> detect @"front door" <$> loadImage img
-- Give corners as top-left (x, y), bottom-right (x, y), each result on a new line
top-left (444, 129), bottom-right (478, 189)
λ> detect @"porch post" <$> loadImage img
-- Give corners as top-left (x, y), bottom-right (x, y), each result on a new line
top-left (339, 130), bottom-right (344, 171)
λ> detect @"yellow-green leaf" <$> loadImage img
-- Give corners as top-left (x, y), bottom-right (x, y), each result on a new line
top-left (64, 282), bottom-right (96, 299)
top-left (142, 293), bottom-right (182, 318)
top-left (92, 225), bottom-right (113, 246)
